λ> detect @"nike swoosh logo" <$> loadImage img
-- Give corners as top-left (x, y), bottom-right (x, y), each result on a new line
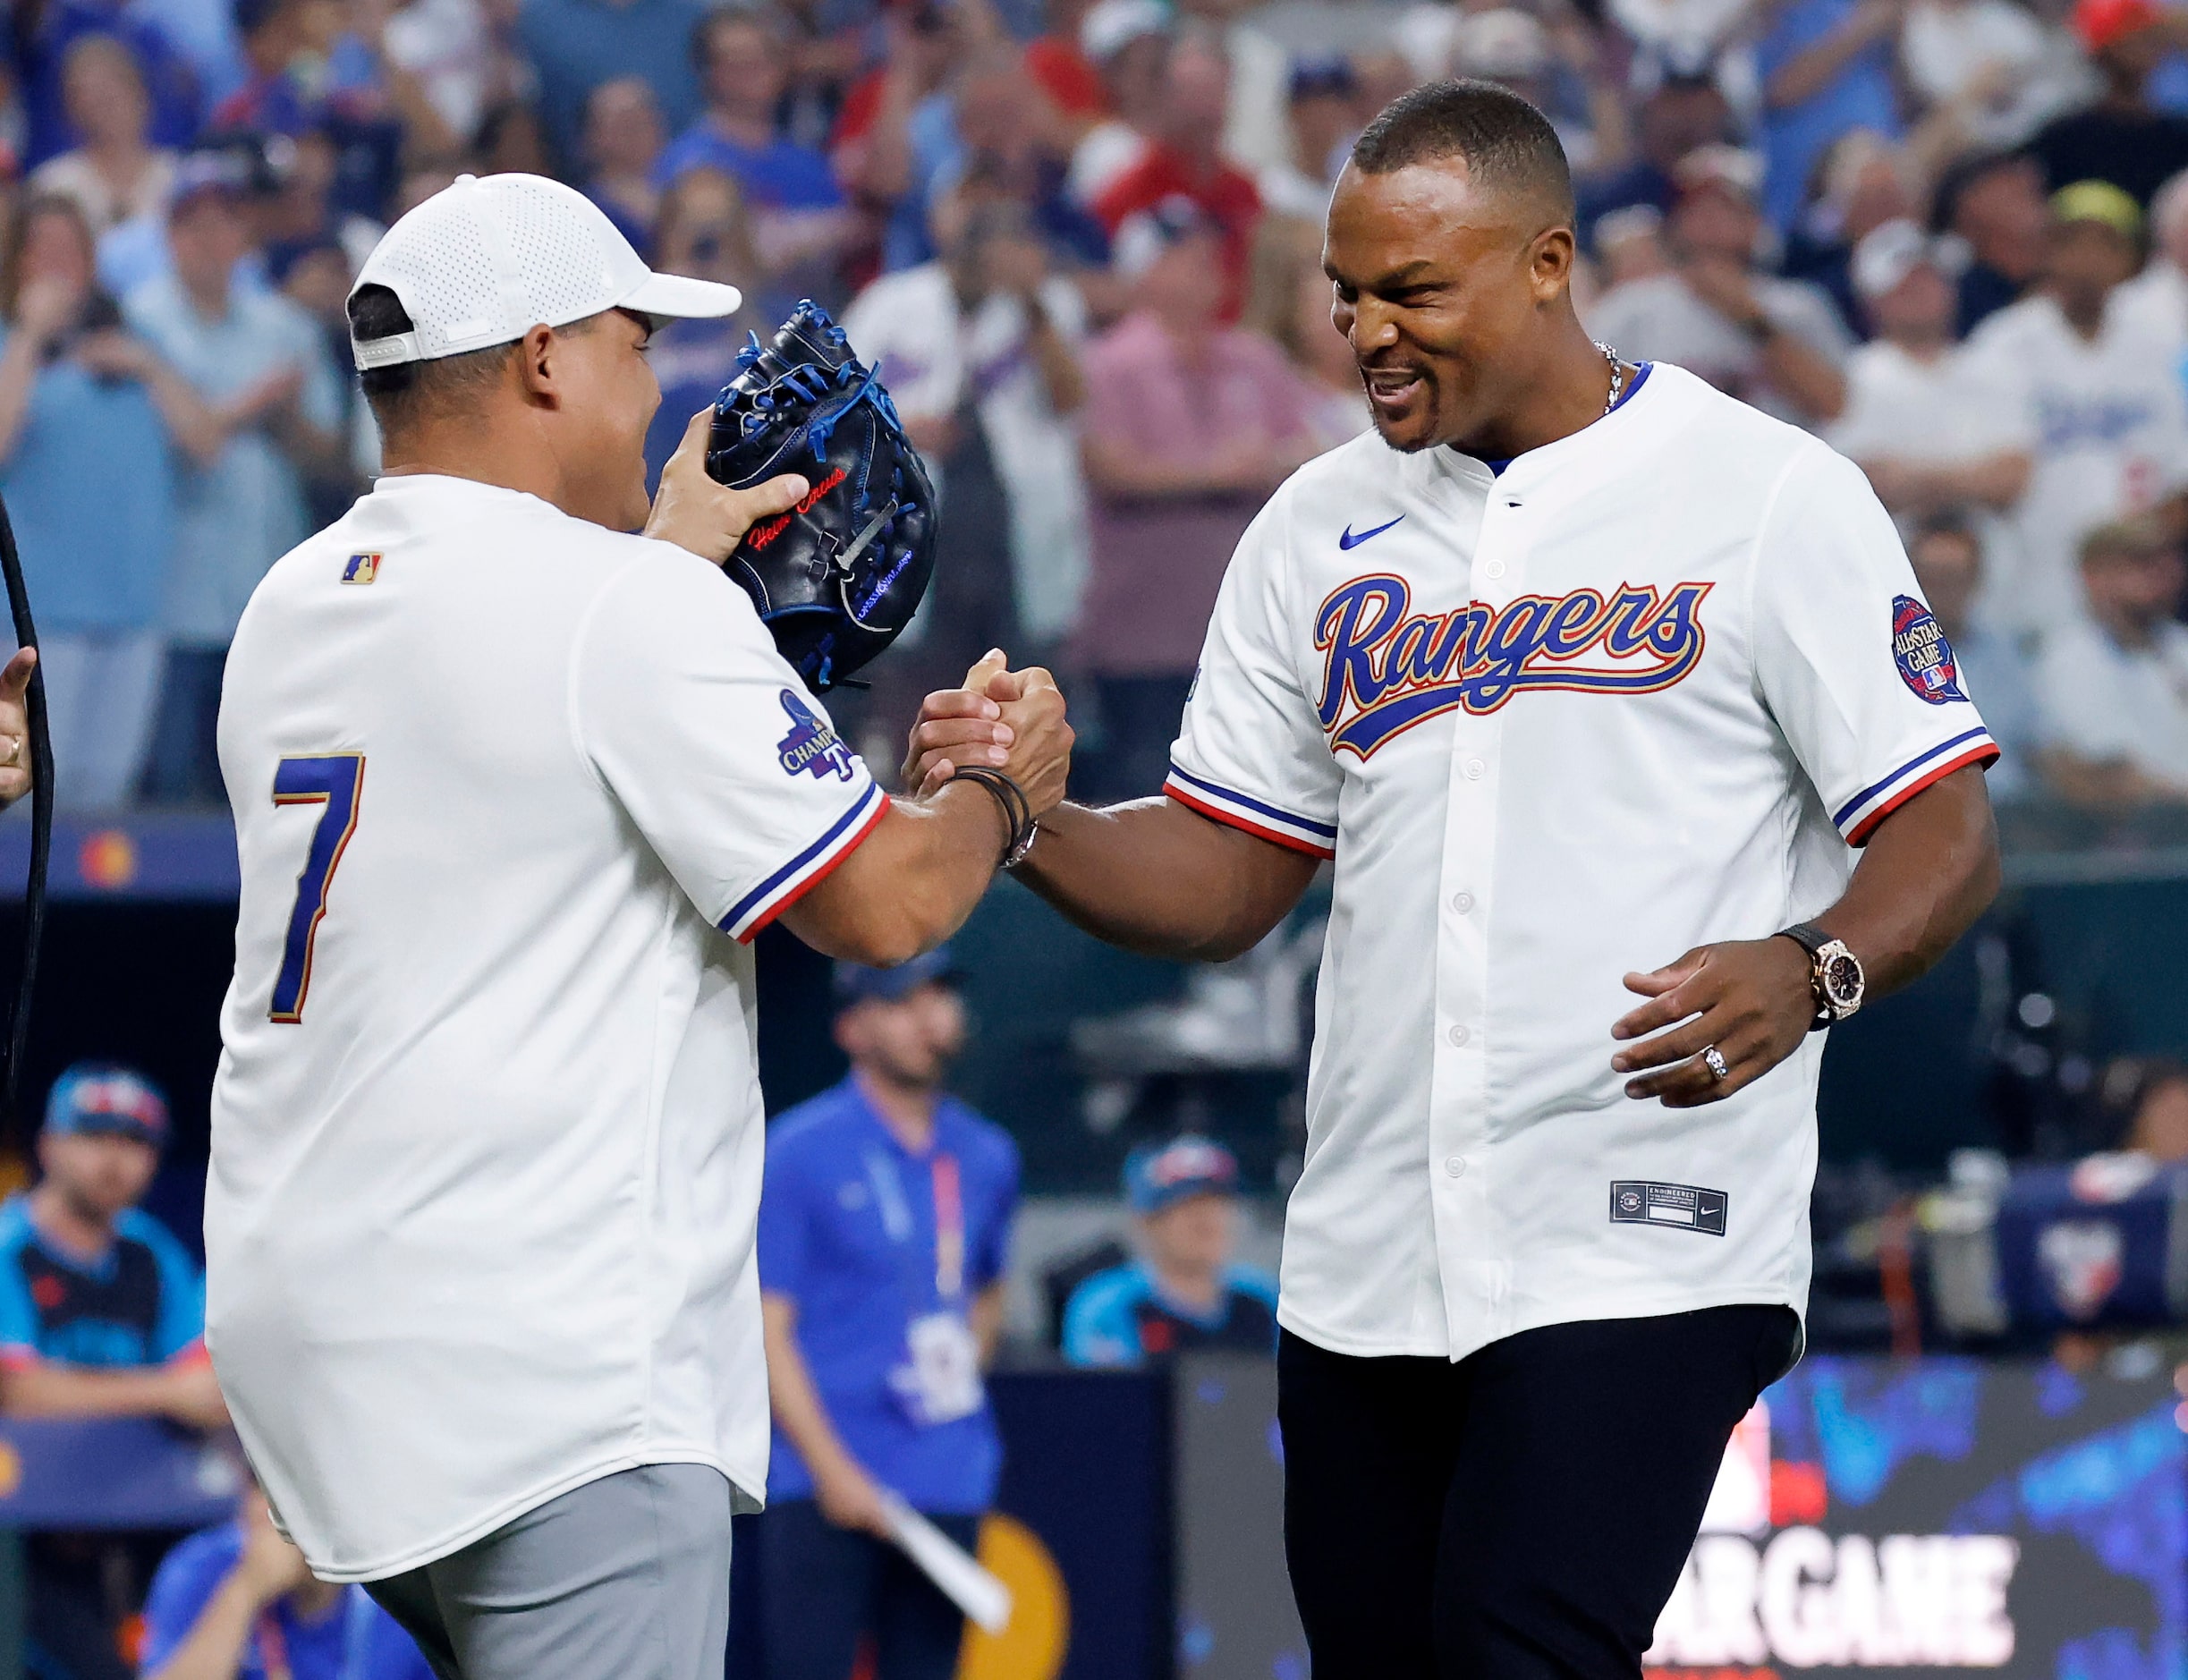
top-left (1338, 515), bottom-right (1404, 550)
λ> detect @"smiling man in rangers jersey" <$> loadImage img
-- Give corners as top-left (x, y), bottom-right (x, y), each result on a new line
top-left (906, 81), bottom-right (2001, 1680)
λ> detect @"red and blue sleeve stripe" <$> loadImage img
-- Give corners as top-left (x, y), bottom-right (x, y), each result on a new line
top-left (1164, 765), bottom-right (1339, 860)
top-left (1834, 727), bottom-right (1999, 845)
top-left (722, 781), bottom-right (890, 942)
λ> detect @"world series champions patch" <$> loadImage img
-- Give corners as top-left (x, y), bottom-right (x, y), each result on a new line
top-left (1891, 594), bottom-right (1967, 705)
top-left (776, 689), bottom-right (857, 782)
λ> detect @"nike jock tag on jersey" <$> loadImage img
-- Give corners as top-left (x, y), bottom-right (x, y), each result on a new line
top-left (1610, 1181), bottom-right (1728, 1235)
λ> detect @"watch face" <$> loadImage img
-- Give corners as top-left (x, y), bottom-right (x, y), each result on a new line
top-left (1821, 952), bottom-right (1863, 1008)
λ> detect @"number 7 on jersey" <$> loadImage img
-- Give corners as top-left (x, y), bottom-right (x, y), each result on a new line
top-left (269, 754), bottom-right (365, 1023)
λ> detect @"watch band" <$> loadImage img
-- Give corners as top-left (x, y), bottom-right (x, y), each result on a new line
top-left (1776, 921), bottom-right (1835, 1031)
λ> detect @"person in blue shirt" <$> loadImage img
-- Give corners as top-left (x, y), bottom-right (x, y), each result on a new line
top-left (1752, 0), bottom-right (1903, 233)
top-left (140, 1484), bottom-right (436, 1680)
top-left (1061, 1136), bottom-right (1280, 1366)
top-left (653, 9), bottom-right (852, 299)
top-left (0, 1064), bottom-right (229, 1680)
top-left (756, 948), bottom-right (1021, 1680)
top-left (517, 0), bottom-right (707, 168)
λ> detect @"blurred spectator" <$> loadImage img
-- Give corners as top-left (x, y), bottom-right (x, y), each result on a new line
top-left (845, 196), bottom-right (1090, 655)
top-left (1576, 72), bottom-right (1736, 242)
top-left (1963, 180), bottom-right (2188, 632)
top-left (29, 37), bottom-right (178, 237)
top-left (1593, 201), bottom-right (1674, 289)
top-left (475, 95), bottom-right (551, 173)
top-left (268, 234), bottom-right (369, 527)
top-left (1905, 512), bottom-right (2040, 800)
top-left (0, 194), bottom-right (211, 810)
top-left (1245, 211), bottom-right (1367, 449)
top-left (1061, 1136), bottom-right (1278, 1365)
top-left (1900, 0), bottom-right (2059, 151)
top-left (377, 0), bottom-right (505, 146)
top-left (127, 158), bottom-right (345, 804)
top-left (1601, 0), bottom-right (1754, 89)
top-left (2026, 0), bottom-right (2188, 207)
top-left (660, 8), bottom-right (854, 290)
top-left (515, 0), bottom-right (703, 166)
top-left (21, 0), bottom-right (202, 168)
top-left (1174, 0), bottom-right (1290, 176)
top-left (640, 165), bottom-right (777, 484)
top-left (756, 951), bottom-right (1019, 1680)
top-left (1067, 0), bottom-right (1169, 206)
top-left (2116, 164), bottom-right (2188, 355)
top-left (1588, 144), bottom-right (1850, 427)
top-left (1449, 6), bottom-right (1630, 175)
top-left (926, 57), bottom-right (1110, 275)
top-left (1092, 28), bottom-right (1262, 320)
top-left (1024, 0), bottom-right (1107, 135)
top-left (1829, 218), bottom-right (2032, 526)
top-left (1257, 57), bottom-right (1358, 224)
top-left (2035, 516), bottom-right (2188, 806)
top-left (1077, 200), bottom-right (1315, 799)
top-left (1935, 148), bottom-right (2048, 333)
top-left (1783, 128), bottom-right (1917, 332)
top-left (1752, 0), bottom-right (1904, 232)
top-left (140, 1483), bottom-right (435, 1680)
top-left (581, 74), bottom-right (666, 252)
top-left (2, 1064), bottom-right (225, 1680)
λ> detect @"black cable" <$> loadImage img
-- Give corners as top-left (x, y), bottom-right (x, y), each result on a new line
top-left (0, 487), bottom-right (51, 1150)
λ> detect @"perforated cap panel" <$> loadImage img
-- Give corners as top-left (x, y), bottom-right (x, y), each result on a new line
top-left (349, 173), bottom-right (656, 368)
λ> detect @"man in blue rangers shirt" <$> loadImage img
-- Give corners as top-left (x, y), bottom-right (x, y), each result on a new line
top-left (756, 949), bottom-right (1021, 1680)
top-left (1062, 1136), bottom-right (1280, 1365)
top-left (0, 1063), bottom-right (229, 1680)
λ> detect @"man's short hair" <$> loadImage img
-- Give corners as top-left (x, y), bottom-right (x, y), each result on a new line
top-left (1349, 79), bottom-right (1574, 224)
top-left (1912, 509), bottom-right (1981, 553)
top-left (347, 283), bottom-right (521, 433)
top-left (2081, 514), bottom-right (2173, 565)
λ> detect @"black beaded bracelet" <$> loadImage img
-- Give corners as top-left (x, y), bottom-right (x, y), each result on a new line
top-left (948, 766), bottom-right (1038, 869)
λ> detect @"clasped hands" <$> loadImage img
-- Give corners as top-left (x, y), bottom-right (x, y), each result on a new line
top-left (904, 649), bottom-right (1074, 825)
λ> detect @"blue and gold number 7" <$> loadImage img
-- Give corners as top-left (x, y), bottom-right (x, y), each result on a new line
top-left (268, 754), bottom-right (365, 1023)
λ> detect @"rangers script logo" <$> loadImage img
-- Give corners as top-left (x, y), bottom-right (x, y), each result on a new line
top-left (1314, 574), bottom-right (1713, 758)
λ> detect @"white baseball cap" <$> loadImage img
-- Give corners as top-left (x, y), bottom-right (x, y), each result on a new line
top-left (348, 172), bottom-right (742, 372)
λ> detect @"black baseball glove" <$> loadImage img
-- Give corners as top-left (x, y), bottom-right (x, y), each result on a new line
top-left (705, 301), bottom-right (938, 694)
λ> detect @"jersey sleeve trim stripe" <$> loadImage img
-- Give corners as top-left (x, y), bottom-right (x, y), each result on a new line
top-left (721, 781), bottom-right (889, 942)
top-left (1164, 769), bottom-right (1339, 860)
top-left (1838, 732), bottom-right (2000, 845)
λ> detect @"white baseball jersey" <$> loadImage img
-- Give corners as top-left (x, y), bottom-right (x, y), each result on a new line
top-left (1166, 362), bottom-right (1997, 1362)
top-left (207, 473), bottom-right (885, 1580)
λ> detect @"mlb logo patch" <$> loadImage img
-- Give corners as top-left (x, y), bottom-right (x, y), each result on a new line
top-left (1890, 594), bottom-right (1966, 704)
top-left (342, 553), bottom-right (381, 585)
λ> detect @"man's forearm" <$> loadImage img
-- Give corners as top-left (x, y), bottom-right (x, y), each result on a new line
top-left (781, 783), bottom-right (1010, 964)
top-left (1812, 764), bottom-right (1999, 997)
top-left (144, 1573), bottom-right (262, 1680)
top-left (1015, 798), bottom-right (1319, 962)
top-left (1, 1358), bottom-right (175, 1420)
top-left (762, 1303), bottom-right (861, 1480)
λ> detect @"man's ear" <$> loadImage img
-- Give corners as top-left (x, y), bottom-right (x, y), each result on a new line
top-left (1531, 225), bottom-right (1577, 301)
top-left (515, 322), bottom-right (560, 407)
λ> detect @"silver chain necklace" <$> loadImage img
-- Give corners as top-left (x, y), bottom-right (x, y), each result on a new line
top-left (1595, 341), bottom-right (1626, 416)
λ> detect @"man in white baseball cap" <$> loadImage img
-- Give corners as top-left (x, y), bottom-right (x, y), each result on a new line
top-left (204, 172), bottom-right (1073, 1680)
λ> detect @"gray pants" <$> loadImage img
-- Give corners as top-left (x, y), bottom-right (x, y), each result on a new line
top-left (366, 1464), bottom-right (734, 1680)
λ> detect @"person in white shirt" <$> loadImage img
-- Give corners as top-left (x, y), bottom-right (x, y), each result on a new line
top-left (1828, 217), bottom-right (2034, 522)
top-left (204, 173), bottom-right (1073, 1680)
top-left (1962, 178), bottom-right (2188, 633)
top-left (1068, 0), bottom-right (1170, 206)
top-left (27, 37), bottom-right (178, 238)
top-left (1587, 143), bottom-right (1852, 428)
top-left (2036, 515), bottom-right (2188, 805)
top-left (2113, 165), bottom-right (2188, 368)
top-left (908, 82), bottom-right (1999, 1680)
top-left (843, 198), bottom-right (1091, 654)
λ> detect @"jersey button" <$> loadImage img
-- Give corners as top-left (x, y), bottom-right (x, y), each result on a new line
top-left (1445, 1155), bottom-right (1468, 1177)
top-left (1451, 891), bottom-right (1475, 914)
top-left (1447, 1023), bottom-right (1471, 1047)
top-left (1484, 559), bottom-right (1507, 580)
top-left (1463, 758), bottom-right (1486, 781)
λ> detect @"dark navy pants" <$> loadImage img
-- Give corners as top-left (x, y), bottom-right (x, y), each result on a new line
top-left (743, 1498), bottom-right (980, 1680)
top-left (1279, 1305), bottom-right (1801, 1680)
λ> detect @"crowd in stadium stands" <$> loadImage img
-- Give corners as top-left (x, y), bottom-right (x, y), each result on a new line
top-left (6, 0), bottom-right (2188, 809)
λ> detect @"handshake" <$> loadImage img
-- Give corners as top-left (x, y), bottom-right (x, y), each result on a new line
top-left (901, 649), bottom-right (1076, 840)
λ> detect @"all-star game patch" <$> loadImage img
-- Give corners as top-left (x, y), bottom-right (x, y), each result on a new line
top-left (1891, 594), bottom-right (1967, 705)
